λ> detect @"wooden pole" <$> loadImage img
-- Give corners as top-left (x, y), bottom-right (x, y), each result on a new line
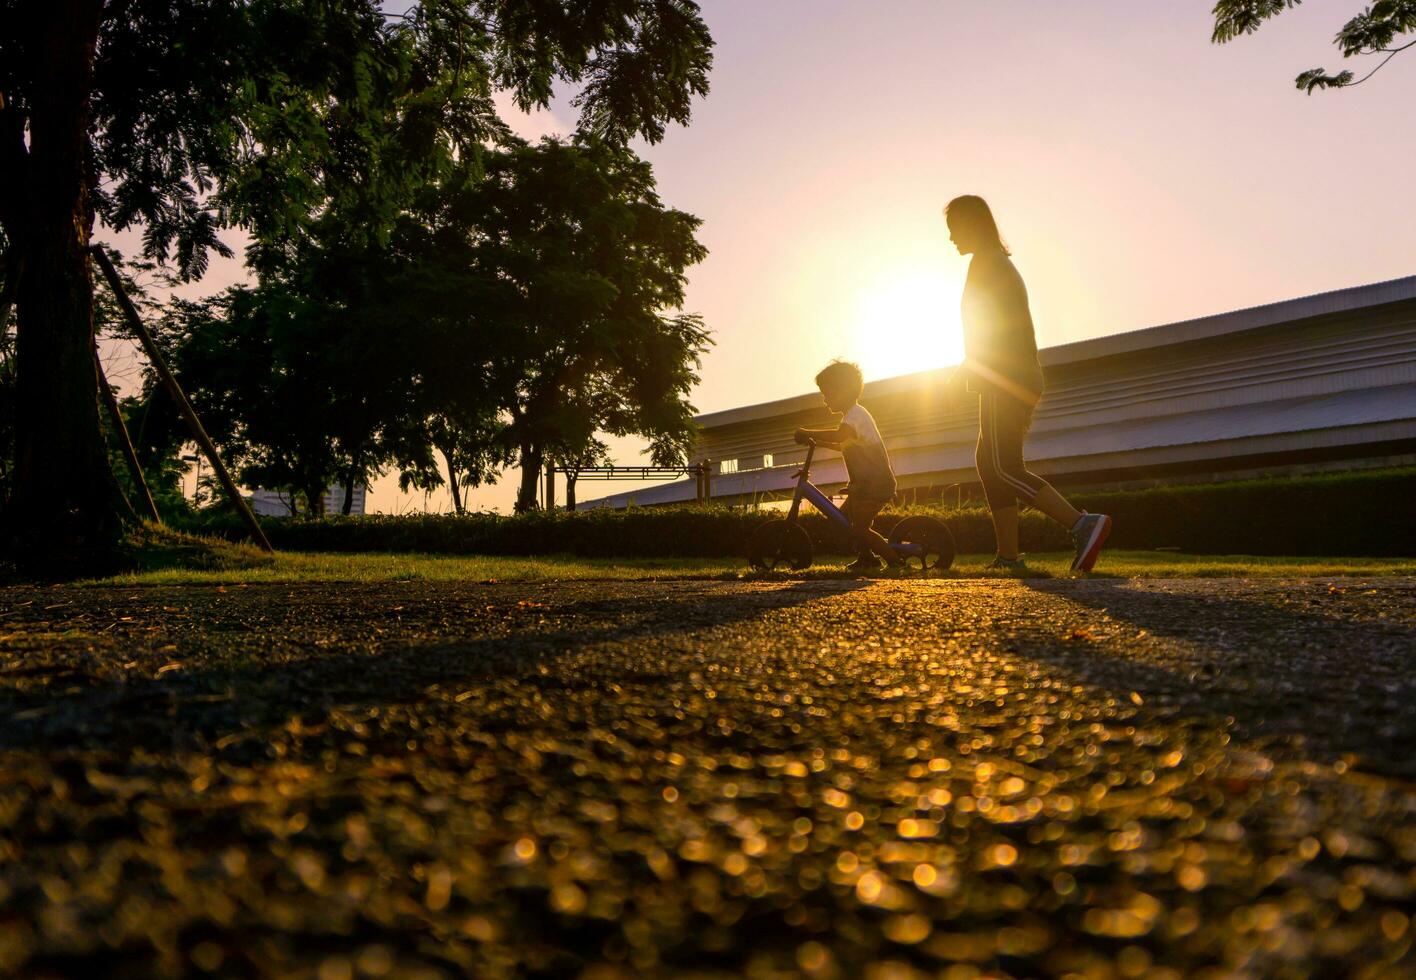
top-left (93, 348), bottom-right (161, 522)
top-left (90, 247), bottom-right (273, 552)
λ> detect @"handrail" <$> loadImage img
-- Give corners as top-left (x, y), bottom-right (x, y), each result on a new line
top-left (563, 464), bottom-right (707, 480)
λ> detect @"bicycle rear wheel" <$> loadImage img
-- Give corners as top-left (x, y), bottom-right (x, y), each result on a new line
top-left (888, 516), bottom-right (955, 571)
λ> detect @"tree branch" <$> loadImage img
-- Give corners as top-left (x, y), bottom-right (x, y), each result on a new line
top-left (1340, 43), bottom-right (1412, 86)
top-left (1298, 36), bottom-right (1416, 91)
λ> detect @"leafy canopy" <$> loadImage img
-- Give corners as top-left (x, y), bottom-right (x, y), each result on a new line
top-left (0, 0), bottom-right (713, 277)
top-left (448, 138), bottom-right (710, 498)
top-left (1211, 0), bottom-right (1416, 91)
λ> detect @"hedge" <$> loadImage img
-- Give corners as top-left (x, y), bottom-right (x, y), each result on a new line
top-left (183, 467), bottom-right (1416, 558)
top-left (1069, 466), bottom-right (1416, 556)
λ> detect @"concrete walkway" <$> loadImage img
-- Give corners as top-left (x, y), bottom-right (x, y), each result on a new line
top-left (2, 578), bottom-right (1413, 976)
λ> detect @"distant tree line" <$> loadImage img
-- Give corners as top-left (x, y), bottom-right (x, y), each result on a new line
top-left (143, 136), bottom-right (709, 515)
top-left (0, 0), bottom-right (713, 567)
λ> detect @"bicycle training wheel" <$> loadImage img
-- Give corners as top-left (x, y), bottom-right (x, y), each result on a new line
top-left (747, 519), bottom-right (814, 571)
top-left (888, 515), bottom-right (955, 572)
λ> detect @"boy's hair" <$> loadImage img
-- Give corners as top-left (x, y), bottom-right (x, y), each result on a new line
top-left (815, 360), bottom-right (864, 402)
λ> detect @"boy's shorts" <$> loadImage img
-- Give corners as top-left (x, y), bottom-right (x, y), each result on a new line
top-left (842, 493), bottom-right (889, 530)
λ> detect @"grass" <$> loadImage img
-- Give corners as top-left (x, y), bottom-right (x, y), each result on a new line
top-left (87, 552), bottom-right (735, 585)
top-left (80, 549), bottom-right (1416, 586)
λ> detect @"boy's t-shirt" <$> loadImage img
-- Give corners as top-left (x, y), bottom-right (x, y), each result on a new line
top-left (840, 403), bottom-right (897, 501)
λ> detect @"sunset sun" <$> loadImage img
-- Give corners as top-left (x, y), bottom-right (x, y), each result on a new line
top-left (851, 267), bottom-right (965, 381)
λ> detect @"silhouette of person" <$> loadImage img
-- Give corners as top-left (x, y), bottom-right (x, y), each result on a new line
top-left (944, 195), bottom-right (1110, 572)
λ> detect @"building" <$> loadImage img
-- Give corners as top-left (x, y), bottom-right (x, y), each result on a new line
top-left (587, 275), bottom-right (1416, 508)
top-left (249, 484), bottom-right (369, 516)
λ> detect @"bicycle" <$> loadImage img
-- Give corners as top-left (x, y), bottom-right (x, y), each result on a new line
top-left (746, 440), bottom-right (955, 572)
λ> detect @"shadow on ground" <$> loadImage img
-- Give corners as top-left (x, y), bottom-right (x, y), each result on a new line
top-left (1018, 578), bottom-right (1416, 775)
top-left (0, 580), bottom-right (868, 755)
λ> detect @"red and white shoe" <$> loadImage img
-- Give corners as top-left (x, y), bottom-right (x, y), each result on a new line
top-left (1070, 512), bottom-right (1112, 572)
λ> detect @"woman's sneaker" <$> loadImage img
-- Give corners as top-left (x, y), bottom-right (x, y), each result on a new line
top-left (1070, 512), bottom-right (1112, 572)
top-left (985, 555), bottom-right (1029, 573)
top-left (846, 555), bottom-right (884, 574)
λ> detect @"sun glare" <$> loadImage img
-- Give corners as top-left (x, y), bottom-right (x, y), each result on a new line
top-left (851, 268), bottom-right (964, 382)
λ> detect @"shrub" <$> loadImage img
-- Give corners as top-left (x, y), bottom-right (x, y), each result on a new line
top-left (1069, 466), bottom-right (1416, 556)
top-left (181, 467), bottom-right (1416, 558)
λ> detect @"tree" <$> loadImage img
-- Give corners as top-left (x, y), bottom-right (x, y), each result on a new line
top-left (157, 185), bottom-right (510, 517)
top-left (1212, 0), bottom-right (1416, 91)
top-left (157, 287), bottom-right (346, 515)
top-left (556, 438), bottom-right (612, 512)
top-left (441, 138), bottom-right (710, 511)
top-left (0, 0), bottom-right (712, 563)
top-left (407, 414), bottom-right (508, 516)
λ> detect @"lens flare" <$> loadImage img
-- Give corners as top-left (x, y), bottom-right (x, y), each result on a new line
top-left (851, 268), bottom-right (964, 380)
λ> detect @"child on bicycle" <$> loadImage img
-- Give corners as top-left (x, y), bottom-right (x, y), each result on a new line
top-left (795, 360), bottom-right (901, 574)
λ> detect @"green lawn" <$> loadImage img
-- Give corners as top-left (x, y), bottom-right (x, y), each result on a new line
top-left (84, 549), bottom-right (1416, 586)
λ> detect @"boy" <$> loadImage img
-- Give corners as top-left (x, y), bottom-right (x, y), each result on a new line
top-left (795, 360), bottom-right (900, 573)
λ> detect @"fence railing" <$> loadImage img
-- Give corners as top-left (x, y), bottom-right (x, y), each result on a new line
top-left (543, 462), bottom-right (712, 509)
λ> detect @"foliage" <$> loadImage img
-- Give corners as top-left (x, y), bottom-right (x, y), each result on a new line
top-left (104, 395), bottom-right (192, 522)
top-left (183, 467), bottom-right (1416, 558)
top-left (0, 0), bottom-right (714, 559)
top-left (420, 137), bottom-right (711, 510)
top-left (1, 0), bottom-right (715, 280)
top-left (158, 136), bottom-right (709, 516)
top-left (1211, 0), bottom-right (1416, 91)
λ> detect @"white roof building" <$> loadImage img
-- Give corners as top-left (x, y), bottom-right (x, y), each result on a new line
top-left (587, 275), bottom-right (1416, 508)
top-left (249, 484), bottom-right (369, 516)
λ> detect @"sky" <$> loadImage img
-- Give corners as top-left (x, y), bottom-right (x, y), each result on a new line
top-left (109, 1), bottom-right (1416, 513)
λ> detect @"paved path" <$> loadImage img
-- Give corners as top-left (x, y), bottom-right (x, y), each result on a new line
top-left (2, 578), bottom-right (1415, 977)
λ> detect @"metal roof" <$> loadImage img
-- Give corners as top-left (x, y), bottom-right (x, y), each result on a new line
top-left (585, 275), bottom-right (1416, 509)
top-left (693, 275), bottom-right (1416, 430)
top-left (1039, 275), bottom-right (1416, 364)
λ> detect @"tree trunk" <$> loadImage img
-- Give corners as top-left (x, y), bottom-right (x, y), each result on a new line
top-left (566, 473), bottom-right (577, 512)
top-left (341, 456), bottom-right (359, 515)
top-left (7, 1), bottom-right (131, 567)
top-left (515, 443), bottom-right (542, 512)
top-left (439, 444), bottom-right (464, 514)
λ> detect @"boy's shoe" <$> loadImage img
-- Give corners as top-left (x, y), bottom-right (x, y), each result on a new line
top-left (846, 556), bottom-right (884, 574)
top-left (985, 555), bottom-right (1029, 573)
top-left (1070, 512), bottom-right (1112, 572)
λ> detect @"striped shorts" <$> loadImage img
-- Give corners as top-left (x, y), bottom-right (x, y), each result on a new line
top-left (975, 392), bottom-right (1046, 511)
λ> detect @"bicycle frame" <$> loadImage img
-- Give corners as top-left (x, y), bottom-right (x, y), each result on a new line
top-left (786, 442), bottom-right (852, 532)
top-left (786, 442), bottom-right (922, 557)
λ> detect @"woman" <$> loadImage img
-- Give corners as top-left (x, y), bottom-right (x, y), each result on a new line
top-left (944, 194), bottom-right (1110, 572)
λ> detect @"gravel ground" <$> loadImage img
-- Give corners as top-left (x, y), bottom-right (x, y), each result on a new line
top-left (1, 577), bottom-right (1414, 978)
